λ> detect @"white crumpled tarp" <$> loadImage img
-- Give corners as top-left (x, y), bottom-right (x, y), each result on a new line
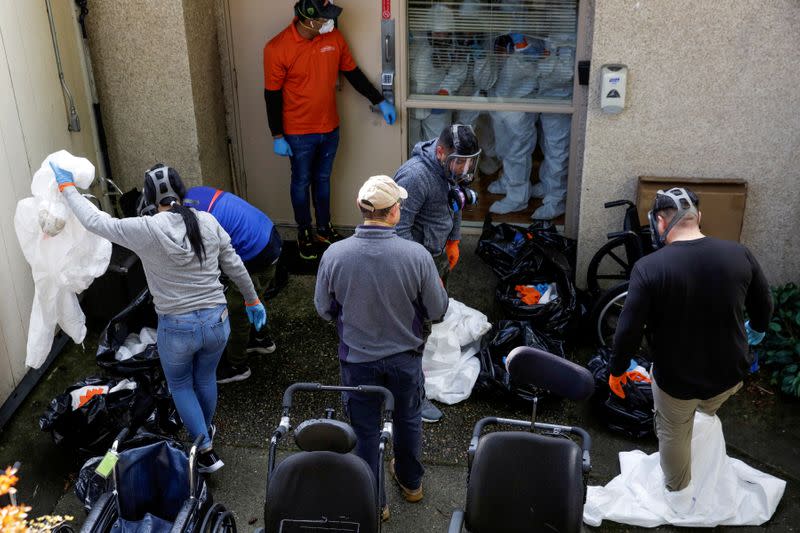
top-left (14, 150), bottom-right (111, 368)
top-left (583, 412), bottom-right (786, 528)
top-left (422, 298), bottom-right (491, 405)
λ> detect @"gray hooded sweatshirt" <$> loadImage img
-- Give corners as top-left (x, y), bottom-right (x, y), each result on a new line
top-left (394, 138), bottom-right (461, 256)
top-left (64, 187), bottom-right (257, 316)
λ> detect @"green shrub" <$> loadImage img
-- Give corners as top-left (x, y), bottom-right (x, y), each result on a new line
top-left (759, 283), bottom-right (800, 397)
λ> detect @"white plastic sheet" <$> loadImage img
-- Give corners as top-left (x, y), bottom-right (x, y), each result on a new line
top-left (422, 298), bottom-right (491, 405)
top-left (583, 412), bottom-right (786, 528)
top-left (14, 150), bottom-right (111, 368)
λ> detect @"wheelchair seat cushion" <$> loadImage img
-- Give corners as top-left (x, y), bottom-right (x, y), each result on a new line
top-left (294, 418), bottom-right (358, 453)
top-left (465, 431), bottom-right (584, 533)
top-left (265, 450), bottom-right (377, 533)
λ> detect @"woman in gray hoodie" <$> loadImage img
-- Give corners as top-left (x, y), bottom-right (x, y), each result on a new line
top-left (51, 162), bottom-right (265, 473)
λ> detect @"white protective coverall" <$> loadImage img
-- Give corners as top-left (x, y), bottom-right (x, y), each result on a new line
top-left (454, 0), bottom-right (501, 175)
top-left (488, 37), bottom-right (542, 214)
top-left (408, 4), bottom-right (467, 148)
top-left (14, 151), bottom-right (111, 368)
top-left (532, 35), bottom-right (576, 220)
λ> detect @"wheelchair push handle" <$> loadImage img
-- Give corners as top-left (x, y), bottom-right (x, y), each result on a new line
top-left (604, 199), bottom-right (634, 209)
top-left (112, 427), bottom-right (130, 452)
top-left (282, 382), bottom-right (395, 415)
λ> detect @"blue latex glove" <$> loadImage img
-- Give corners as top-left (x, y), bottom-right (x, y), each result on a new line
top-left (246, 302), bottom-right (267, 331)
top-left (509, 32), bottom-right (526, 45)
top-left (377, 100), bottom-right (396, 125)
top-left (273, 137), bottom-right (293, 157)
top-left (49, 162), bottom-right (74, 186)
top-left (744, 320), bottom-right (765, 346)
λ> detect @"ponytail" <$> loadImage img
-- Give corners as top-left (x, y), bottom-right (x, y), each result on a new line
top-left (170, 202), bottom-right (206, 265)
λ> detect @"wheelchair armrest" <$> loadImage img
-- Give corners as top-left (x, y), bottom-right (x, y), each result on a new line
top-left (448, 510), bottom-right (465, 533)
top-left (80, 492), bottom-right (116, 533)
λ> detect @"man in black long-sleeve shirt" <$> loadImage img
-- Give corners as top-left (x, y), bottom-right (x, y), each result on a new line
top-left (263, 0), bottom-right (397, 260)
top-left (610, 187), bottom-right (772, 497)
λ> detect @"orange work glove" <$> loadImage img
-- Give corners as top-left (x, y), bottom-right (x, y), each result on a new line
top-left (445, 239), bottom-right (460, 270)
top-left (608, 373), bottom-right (629, 399)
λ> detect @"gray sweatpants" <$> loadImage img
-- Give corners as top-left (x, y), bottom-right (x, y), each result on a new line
top-left (652, 376), bottom-right (742, 491)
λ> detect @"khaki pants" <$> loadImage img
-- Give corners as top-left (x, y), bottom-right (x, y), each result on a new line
top-left (652, 377), bottom-right (742, 491)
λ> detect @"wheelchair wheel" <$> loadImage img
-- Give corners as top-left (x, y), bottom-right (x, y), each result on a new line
top-left (586, 236), bottom-right (635, 294)
top-left (200, 503), bottom-right (237, 533)
top-left (590, 282), bottom-right (628, 347)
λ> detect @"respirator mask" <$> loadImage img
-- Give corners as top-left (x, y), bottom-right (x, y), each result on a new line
top-left (647, 187), bottom-right (698, 249)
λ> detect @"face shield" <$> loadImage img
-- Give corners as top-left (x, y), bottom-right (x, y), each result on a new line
top-left (444, 124), bottom-right (482, 184)
top-left (647, 187), bottom-right (698, 248)
top-left (444, 151), bottom-right (482, 184)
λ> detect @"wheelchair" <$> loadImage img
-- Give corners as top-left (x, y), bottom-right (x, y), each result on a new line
top-left (585, 199), bottom-right (654, 295)
top-left (260, 382), bottom-right (394, 533)
top-left (81, 429), bottom-right (236, 533)
top-left (448, 347), bottom-right (595, 533)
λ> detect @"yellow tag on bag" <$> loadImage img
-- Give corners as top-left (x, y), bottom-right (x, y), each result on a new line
top-left (95, 450), bottom-right (119, 479)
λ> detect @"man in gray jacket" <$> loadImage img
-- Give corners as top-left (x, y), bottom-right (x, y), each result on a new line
top-left (315, 175), bottom-right (449, 519)
top-left (393, 123), bottom-right (480, 423)
top-left (394, 124), bottom-right (480, 286)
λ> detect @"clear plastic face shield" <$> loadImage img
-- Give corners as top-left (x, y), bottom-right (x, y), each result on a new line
top-left (444, 125), bottom-right (482, 185)
top-left (647, 187), bottom-right (698, 248)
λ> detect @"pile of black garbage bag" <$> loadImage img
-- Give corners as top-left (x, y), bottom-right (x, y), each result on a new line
top-left (40, 288), bottom-right (182, 458)
top-left (474, 216), bottom-right (580, 402)
top-left (587, 347), bottom-right (654, 438)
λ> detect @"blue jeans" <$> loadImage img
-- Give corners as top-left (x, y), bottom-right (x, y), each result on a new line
top-left (284, 128), bottom-right (340, 228)
top-left (340, 352), bottom-right (425, 505)
top-left (157, 304), bottom-right (230, 450)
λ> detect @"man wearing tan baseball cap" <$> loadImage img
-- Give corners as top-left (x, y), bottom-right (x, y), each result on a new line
top-left (356, 175), bottom-right (408, 222)
top-left (315, 175), bottom-right (448, 520)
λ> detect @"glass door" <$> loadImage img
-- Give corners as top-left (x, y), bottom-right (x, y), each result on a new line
top-left (401, 0), bottom-right (579, 225)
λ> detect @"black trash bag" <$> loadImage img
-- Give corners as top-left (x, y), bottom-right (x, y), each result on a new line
top-left (75, 456), bottom-right (110, 512)
top-left (474, 320), bottom-right (565, 402)
top-left (97, 288), bottom-right (159, 375)
top-left (587, 348), bottom-right (654, 438)
top-left (494, 241), bottom-right (577, 336)
top-left (477, 216), bottom-right (577, 279)
top-left (143, 397), bottom-right (183, 435)
top-left (39, 376), bottom-right (156, 455)
top-left (476, 218), bottom-right (534, 278)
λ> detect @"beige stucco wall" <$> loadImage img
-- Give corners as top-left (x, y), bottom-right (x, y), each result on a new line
top-left (85, 0), bottom-right (230, 191)
top-left (183, 0), bottom-right (233, 190)
top-left (577, 0), bottom-right (800, 285)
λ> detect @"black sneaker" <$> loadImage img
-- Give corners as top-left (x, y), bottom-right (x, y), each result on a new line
top-left (246, 334), bottom-right (276, 355)
top-left (216, 361), bottom-right (252, 384)
top-left (315, 223), bottom-right (343, 244)
top-left (297, 226), bottom-right (318, 260)
top-left (197, 449), bottom-right (224, 474)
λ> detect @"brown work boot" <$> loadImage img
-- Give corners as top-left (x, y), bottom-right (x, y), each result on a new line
top-left (390, 459), bottom-right (423, 502)
top-left (381, 505), bottom-right (390, 522)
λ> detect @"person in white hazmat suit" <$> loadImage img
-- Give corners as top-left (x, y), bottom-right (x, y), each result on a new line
top-left (408, 3), bottom-right (468, 148)
top-left (486, 34), bottom-right (545, 214)
top-left (532, 34), bottom-right (576, 220)
top-left (453, 0), bottom-right (501, 175)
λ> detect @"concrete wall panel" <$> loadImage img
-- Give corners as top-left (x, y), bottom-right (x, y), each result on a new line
top-left (577, 0), bottom-right (800, 285)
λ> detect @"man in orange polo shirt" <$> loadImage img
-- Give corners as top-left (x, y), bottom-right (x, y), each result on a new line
top-left (264, 0), bottom-right (397, 260)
